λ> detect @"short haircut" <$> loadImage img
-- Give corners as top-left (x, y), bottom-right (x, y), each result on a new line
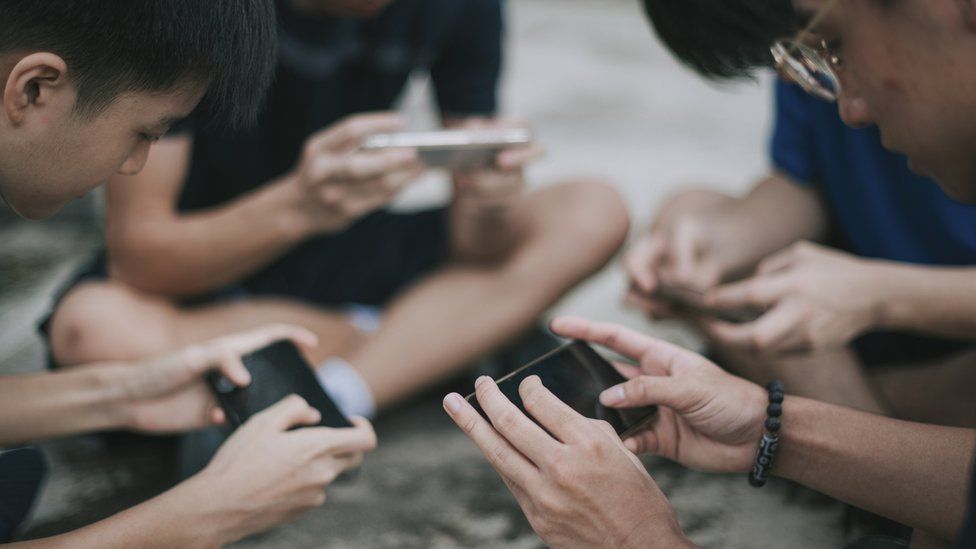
top-left (0, 0), bottom-right (278, 128)
top-left (640, 0), bottom-right (797, 80)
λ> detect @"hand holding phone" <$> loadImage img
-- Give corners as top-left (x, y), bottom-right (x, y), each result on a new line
top-left (466, 340), bottom-right (657, 438)
top-left (207, 340), bottom-right (353, 430)
top-left (361, 127), bottom-right (534, 171)
top-left (655, 283), bottom-right (761, 324)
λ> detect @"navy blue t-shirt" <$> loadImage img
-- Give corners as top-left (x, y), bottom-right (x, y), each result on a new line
top-left (771, 81), bottom-right (976, 364)
top-left (179, 0), bottom-right (502, 212)
top-left (771, 81), bottom-right (976, 264)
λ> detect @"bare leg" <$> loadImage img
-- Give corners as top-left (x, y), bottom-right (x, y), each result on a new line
top-left (711, 344), bottom-right (891, 415)
top-left (872, 349), bottom-right (976, 428)
top-left (345, 181), bottom-right (629, 408)
top-left (50, 181), bottom-right (628, 412)
top-left (50, 283), bottom-right (360, 366)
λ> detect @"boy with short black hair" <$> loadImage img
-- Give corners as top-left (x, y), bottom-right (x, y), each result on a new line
top-left (0, 1), bottom-right (376, 544)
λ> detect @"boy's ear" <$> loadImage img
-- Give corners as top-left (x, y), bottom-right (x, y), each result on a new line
top-left (3, 52), bottom-right (70, 126)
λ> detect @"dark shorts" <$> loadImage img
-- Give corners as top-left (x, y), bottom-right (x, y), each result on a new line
top-left (38, 208), bottom-right (449, 367)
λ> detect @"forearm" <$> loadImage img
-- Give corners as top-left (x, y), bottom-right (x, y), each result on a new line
top-left (13, 476), bottom-right (231, 549)
top-left (0, 368), bottom-right (131, 445)
top-left (711, 173), bottom-right (827, 276)
top-left (873, 263), bottom-right (976, 340)
top-left (777, 396), bottom-right (975, 540)
top-left (109, 177), bottom-right (309, 297)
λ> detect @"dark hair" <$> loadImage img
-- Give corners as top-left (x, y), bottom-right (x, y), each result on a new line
top-left (0, 0), bottom-right (278, 128)
top-left (641, 0), bottom-right (797, 80)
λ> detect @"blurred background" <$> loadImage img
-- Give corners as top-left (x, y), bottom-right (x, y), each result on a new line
top-left (1, 0), bottom-right (846, 546)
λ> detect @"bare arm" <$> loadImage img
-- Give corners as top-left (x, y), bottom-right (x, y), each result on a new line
top-left (696, 171), bottom-right (827, 277)
top-left (107, 115), bottom-right (422, 298)
top-left (875, 263), bottom-right (976, 340)
top-left (105, 135), bottom-right (310, 297)
top-left (779, 397), bottom-right (975, 542)
top-left (0, 325), bottom-right (315, 445)
top-left (12, 396), bottom-right (377, 549)
top-left (12, 479), bottom-right (230, 549)
top-left (0, 368), bottom-right (127, 445)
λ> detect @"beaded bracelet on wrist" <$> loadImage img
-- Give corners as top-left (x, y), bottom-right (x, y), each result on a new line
top-left (748, 380), bottom-right (784, 488)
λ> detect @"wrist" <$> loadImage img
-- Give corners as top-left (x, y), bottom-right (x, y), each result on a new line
top-left (91, 364), bottom-right (139, 431)
top-left (624, 512), bottom-right (694, 549)
top-left (854, 258), bottom-right (895, 331)
top-left (254, 172), bottom-right (315, 243)
top-left (870, 262), bottom-right (916, 331)
top-left (768, 395), bottom-right (824, 485)
top-left (172, 472), bottom-right (241, 547)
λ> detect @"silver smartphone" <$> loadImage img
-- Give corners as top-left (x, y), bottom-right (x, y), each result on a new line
top-left (361, 127), bottom-right (533, 170)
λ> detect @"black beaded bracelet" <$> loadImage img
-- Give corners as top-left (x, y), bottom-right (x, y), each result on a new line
top-left (748, 380), bottom-right (784, 488)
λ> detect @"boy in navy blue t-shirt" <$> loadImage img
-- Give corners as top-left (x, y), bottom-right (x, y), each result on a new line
top-left (626, 80), bottom-right (976, 425)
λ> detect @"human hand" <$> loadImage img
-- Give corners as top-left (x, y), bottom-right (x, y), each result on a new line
top-left (120, 324), bottom-right (318, 433)
top-left (190, 395), bottom-right (377, 545)
top-left (702, 241), bottom-right (884, 354)
top-left (443, 376), bottom-right (691, 549)
top-left (624, 216), bottom-right (728, 319)
top-left (287, 112), bottom-right (426, 235)
top-left (550, 317), bottom-right (766, 474)
top-left (451, 118), bottom-right (544, 204)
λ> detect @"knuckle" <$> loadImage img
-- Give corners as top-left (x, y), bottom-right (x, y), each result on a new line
top-left (496, 409), bottom-right (521, 432)
top-left (459, 415), bottom-right (480, 435)
top-left (546, 454), bottom-right (572, 485)
top-left (487, 444), bottom-right (511, 470)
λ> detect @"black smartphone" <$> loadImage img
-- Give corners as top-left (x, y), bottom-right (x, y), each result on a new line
top-left (655, 283), bottom-right (762, 324)
top-left (466, 340), bottom-right (657, 438)
top-left (207, 340), bottom-right (353, 430)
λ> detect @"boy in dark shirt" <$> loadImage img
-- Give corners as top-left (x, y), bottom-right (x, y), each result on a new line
top-left (44, 0), bottom-right (628, 418)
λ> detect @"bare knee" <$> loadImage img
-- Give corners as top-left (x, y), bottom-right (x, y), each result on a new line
top-left (541, 179), bottom-right (631, 261)
top-left (49, 282), bottom-right (178, 367)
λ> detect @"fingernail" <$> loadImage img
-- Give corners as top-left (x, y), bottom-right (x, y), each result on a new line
top-left (600, 386), bottom-right (625, 406)
top-left (443, 393), bottom-right (464, 414)
top-left (475, 375), bottom-right (490, 388)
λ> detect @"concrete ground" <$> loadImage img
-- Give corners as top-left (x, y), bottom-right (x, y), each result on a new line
top-left (0, 0), bottom-right (847, 546)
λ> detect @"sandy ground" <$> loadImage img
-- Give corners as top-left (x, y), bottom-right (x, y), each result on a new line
top-left (0, 0), bottom-right (847, 546)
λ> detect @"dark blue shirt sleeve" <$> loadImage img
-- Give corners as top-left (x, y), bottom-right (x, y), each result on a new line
top-left (770, 81), bottom-right (820, 186)
top-left (430, 0), bottom-right (502, 117)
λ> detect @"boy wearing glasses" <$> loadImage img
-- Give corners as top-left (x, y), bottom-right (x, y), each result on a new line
top-left (445, 0), bottom-right (976, 547)
top-left (624, 1), bottom-right (976, 428)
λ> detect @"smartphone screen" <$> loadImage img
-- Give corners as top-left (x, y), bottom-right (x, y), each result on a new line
top-left (207, 340), bottom-right (353, 430)
top-left (466, 341), bottom-right (657, 438)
